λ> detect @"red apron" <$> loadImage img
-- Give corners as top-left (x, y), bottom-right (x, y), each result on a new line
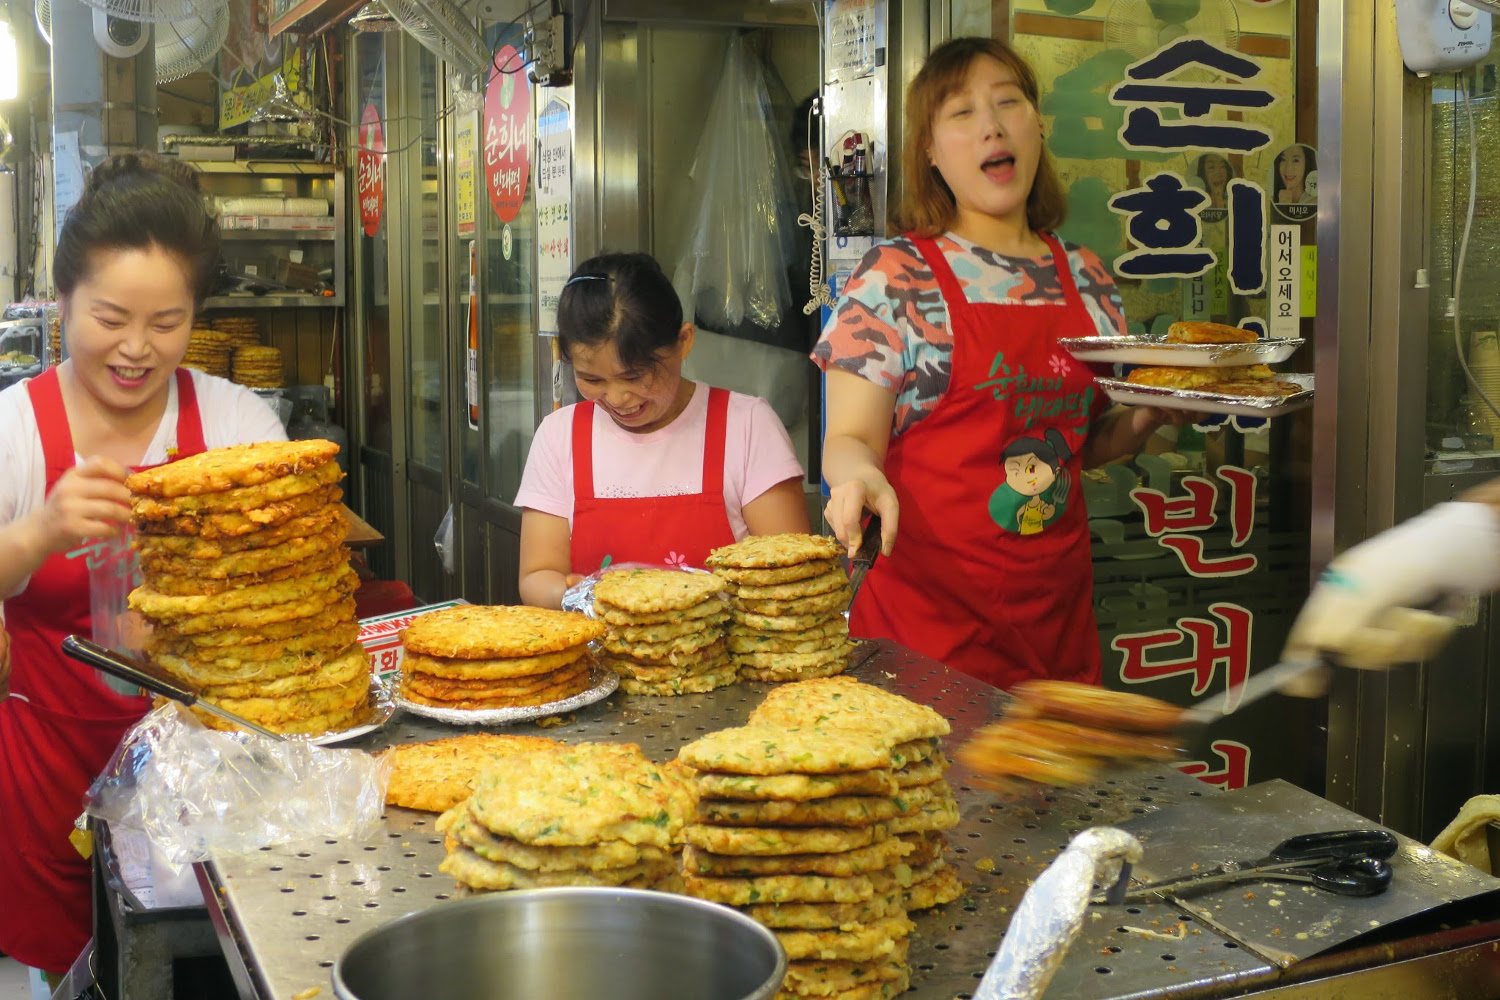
top-left (570, 385), bottom-right (737, 573)
top-left (0, 367), bottom-right (205, 973)
top-left (849, 234), bottom-right (1109, 690)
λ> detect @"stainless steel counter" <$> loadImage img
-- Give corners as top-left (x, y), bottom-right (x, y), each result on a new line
top-left (197, 640), bottom-right (1500, 1000)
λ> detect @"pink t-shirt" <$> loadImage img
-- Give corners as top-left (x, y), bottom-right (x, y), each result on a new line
top-left (514, 382), bottom-right (806, 538)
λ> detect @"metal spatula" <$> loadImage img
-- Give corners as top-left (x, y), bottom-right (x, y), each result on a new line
top-left (62, 635), bottom-right (286, 740)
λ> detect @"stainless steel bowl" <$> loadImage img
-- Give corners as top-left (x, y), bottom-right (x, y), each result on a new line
top-left (332, 887), bottom-right (788, 1000)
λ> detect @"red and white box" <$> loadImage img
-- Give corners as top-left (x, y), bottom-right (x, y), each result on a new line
top-left (358, 599), bottom-right (469, 680)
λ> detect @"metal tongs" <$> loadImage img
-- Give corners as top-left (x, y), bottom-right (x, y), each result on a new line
top-left (61, 635), bottom-right (286, 740)
top-left (1095, 828), bottom-right (1397, 905)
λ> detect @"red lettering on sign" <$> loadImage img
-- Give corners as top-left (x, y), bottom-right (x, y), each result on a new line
top-left (1112, 602), bottom-right (1253, 703)
top-left (1177, 740), bottom-right (1251, 791)
top-left (357, 103), bottom-right (385, 237)
top-left (484, 45), bottom-right (531, 224)
top-left (1157, 536), bottom-right (1259, 576)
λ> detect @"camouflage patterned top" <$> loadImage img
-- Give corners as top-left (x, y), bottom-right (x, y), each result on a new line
top-left (812, 232), bottom-right (1126, 436)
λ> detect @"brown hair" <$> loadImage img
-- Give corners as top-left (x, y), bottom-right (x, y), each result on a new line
top-left (55, 152), bottom-right (220, 306)
top-left (892, 37), bottom-right (1067, 239)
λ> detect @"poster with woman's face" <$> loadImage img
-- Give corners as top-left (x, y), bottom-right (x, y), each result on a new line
top-left (1191, 152), bottom-right (1236, 223)
top-left (1270, 143), bottom-right (1318, 222)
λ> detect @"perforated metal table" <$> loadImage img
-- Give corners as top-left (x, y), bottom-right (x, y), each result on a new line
top-left (196, 641), bottom-right (1500, 1000)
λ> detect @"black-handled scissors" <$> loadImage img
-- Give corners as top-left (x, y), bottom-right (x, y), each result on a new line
top-left (1097, 828), bottom-right (1397, 904)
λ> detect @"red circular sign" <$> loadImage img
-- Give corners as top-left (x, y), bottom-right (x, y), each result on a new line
top-left (484, 46), bottom-right (531, 224)
top-left (357, 103), bottom-right (385, 238)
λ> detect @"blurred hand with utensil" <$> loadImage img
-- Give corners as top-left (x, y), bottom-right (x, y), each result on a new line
top-left (1282, 490), bottom-right (1500, 687)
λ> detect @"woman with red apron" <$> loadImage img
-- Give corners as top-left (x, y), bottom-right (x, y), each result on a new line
top-left (0, 369), bottom-right (205, 975)
top-left (0, 152), bottom-right (287, 976)
top-left (516, 253), bottom-right (808, 609)
top-left (816, 38), bottom-right (1182, 690)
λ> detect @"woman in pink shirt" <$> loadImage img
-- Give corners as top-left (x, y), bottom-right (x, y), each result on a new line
top-left (515, 253), bottom-right (810, 608)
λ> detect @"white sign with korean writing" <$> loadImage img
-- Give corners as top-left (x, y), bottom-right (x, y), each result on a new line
top-left (536, 97), bottom-right (572, 338)
top-left (1269, 225), bottom-right (1300, 340)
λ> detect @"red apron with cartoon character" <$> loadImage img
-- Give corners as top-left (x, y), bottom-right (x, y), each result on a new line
top-left (0, 367), bottom-right (206, 973)
top-left (849, 234), bottom-right (1108, 690)
top-left (569, 385), bottom-right (737, 573)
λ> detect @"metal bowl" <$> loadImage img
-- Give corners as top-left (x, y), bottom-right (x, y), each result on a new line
top-left (332, 887), bottom-right (788, 1000)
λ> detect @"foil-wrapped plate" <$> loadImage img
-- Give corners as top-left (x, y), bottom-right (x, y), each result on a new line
top-left (1060, 336), bottom-right (1304, 368)
top-left (302, 675), bottom-right (398, 746)
top-left (1096, 373), bottom-right (1315, 418)
top-left (394, 668), bottom-right (620, 727)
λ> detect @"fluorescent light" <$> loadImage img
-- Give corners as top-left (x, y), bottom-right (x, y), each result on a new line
top-left (0, 21), bottom-right (17, 102)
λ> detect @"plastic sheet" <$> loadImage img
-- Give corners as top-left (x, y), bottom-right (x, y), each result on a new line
top-left (975, 827), bottom-right (1143, 1000)
top-left (84, 702), bottom-right (389, 865)
top-left (672, 37), bottom-right (800, 333)
top-left (87, 525), bottom-right (149, 696)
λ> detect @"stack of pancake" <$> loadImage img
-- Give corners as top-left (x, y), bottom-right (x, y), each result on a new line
top-left (128, 439), bottom-right (368, 736)
top-left (436, 740), bottom-right (694, 894)
top-left (211, 315), bottom-right (261, 349)
top-left (398, 604), bottom-right (605, 711)
top-left (231, 345), bottom-right (285, 389)
top-left (677, 722), bottom-right (917, 1000)
top-left (752, 677), bottom-right (963, 912)
top-left (706, 534), bottom-right (854, 683)
top-left (48, 312), bottom-right (61, 366)
top-left (594, 568), bottom-right (733, 696)
top-left (182, 328), bottom-right (233, 379)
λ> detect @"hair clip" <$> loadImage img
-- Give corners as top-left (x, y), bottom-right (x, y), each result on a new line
top-left (564, 274), bottom-right (611, 288)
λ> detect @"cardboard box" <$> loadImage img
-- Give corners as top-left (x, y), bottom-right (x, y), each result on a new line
top-left (359, 599), bottom-right (469, 679)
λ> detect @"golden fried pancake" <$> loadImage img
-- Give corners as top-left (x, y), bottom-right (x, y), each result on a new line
top-left (593, 567), bottom-right (725, 614)
top-left (617, 665), bottom-right (738, 696)
top-left (466, 742), bottom-right (694, 848)
top-left (698, 794), bottom-right (901, 828)
top-left (126, 440), bottom-right (341, 497)
top-left (682, 869), bottom-right (898, 905)
top-left (143, 547), bottom-right (347, 596)
top-left (607, 614), bottom-right (730, 644)
top-left (891, 737), bottom-right (942, 766)
top-left (885, 796), bottom-right (960, 835)
top-left (134, 486), bottom-right (343, 538)
top-left (140, 522), bottom-right (349, 579)
top-left (772, 916), bottom-right (914, 963)
top-left (1165, 320), bottom-right (1260, 344)
top-left (679, 724), bottom-right (892, 775)
top-left (738, 587), bottom-right (852, 618)
top-left (731, 567), bottom-right (851, 602)
top-left (402, 646), bottom-right (588, 680)
top-left (707, 533), bottom-right (843, 569)
top-left (400, 670), bottom-right (593, 710)
top-left (149, 598), bottom-right (356, 647)
top-left (153, 633), bottom-right (362, 685)
top-left (733, 608), bottom-right (844, 632)
top-left (1124, 364), bottom-right (1272, 390)
top-left (897, 832), bottom-right (944, 868)
top-left (894, 755), bottom-right (950, 788)
top-left (443, 807), bottom-right (671, 871)
top-left (189, 699), bottom-right (368, 736)
top-left (197, 644), bottom-right (369, 700)
top-left (781, 950), bottom-right (909, 997)
top-left (903, 862), bottom-right (963, 910)
top-left (601, 630), bottom-right (725, 663)
top-left (401, 604), bottom-right (606, 658)
top-left (439, 846), bottom-right (676, 890)
top-left (692, 769), bottom-right (897, 802)
top-left (728, 619), bottom-right (851, 655)
top-left (745, 892), bottom-right (905, 929)
top-left (712, 559), bottom-right (840, 586)
top-left (1008, 679), bottom-right (1183, 733)
top-left (402, 660), bottom-right (593, 700)
top-left (130, 563), bottom-right (357, 619)
top-left (750, 676), bottom-right (951, 745)
top-left (134, 507), bottom-right (344, 560)
top-left (738, 657), bottom-right (849, 684)
top-left (144, 582), bottom-right (357, 634)
top-left (382, 734), bottom-right (562, 812)
top-left (597, 598), bottom-right (729, 626)
top-left (682, 837), bottom-right (909, 878)
top-left (204, 671), bottom-right (369, 724)
top-left (131, 461), bottom-right (343, 518)
top-left (682, 823), bottom-right (884, 856)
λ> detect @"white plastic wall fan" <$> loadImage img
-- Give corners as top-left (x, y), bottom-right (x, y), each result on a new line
top-left (34, 0), bottom-right (228, 83)
top-left (1103, 0), bottom-right (1240, 59)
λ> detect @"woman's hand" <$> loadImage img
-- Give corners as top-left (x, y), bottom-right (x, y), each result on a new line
top-left (33, 456), bottom-right (132, 556)
top-left (825, 473), bottom-right (900, 558)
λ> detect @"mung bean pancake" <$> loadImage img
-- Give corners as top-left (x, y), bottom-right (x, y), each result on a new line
top-left (402, 604), bottom-right (606, 658)
top-left (682, 838), bottom-right (908, 878)
top-left (737, 588), bottom-right (851, 618)
top-left (772, 916), bottom-right (914, 963)
top-left (402, 645), bottom-right (588, 680)
top-left (597, 598), bottom-right (729, 627)
top-left (617, 665), bottom-right (738, 696)
top-left (443, 807), bottom-right (671, 871)
top-left (707, 533), bottom-right (843, 569)
top-left (691, 769), bottom-right (898, 802)
top-left (681, 869), bottom-right (897, 905)
top-left (126, 439), bottom-right (341, 497)
top-left (593, 567), bottom-right (725, 613)
top-left (439, 847), bottom-right (676, 890)
top-left (743, 892), bottom-right (905, 930)
top-left (382, 733), bottom-right (562, 812)
top-left (697, 795), bottom-right (901, 828)
top-left (750, 676), bottom-right (951, 745)
top-left (129, 563), bottom-right (356, 618)
top-left (678, 725), bottom-right (891, 775)
top-left (731, 568), bottom-right (850, 602)
top-left (712, 559), bottom-right (839, 586)
top-left (682, 823), bottom-right (885, 856)
top-left (134, 485), bottom-right (344, 538)
top-left (131, 461), bottom-right (343, 518)
top-left (135, 507), bottom-right (344, 559)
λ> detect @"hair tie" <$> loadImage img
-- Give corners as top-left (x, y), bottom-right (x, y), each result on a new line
top-left (564, 274), bottom-right (610, 288)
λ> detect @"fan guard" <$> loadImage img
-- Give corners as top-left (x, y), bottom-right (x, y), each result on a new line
top-left (35, 0), bottom-right (229, 83)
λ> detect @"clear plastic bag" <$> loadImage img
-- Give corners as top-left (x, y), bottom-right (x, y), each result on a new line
top-left (672, 37), bottom-right (800, 332)
top-left (561, 561), bottom-right (724, 619)
top-left (87, 525), bottom-right (150, 696)
top-left (435, 504), bottom-right (456, 574)
top-left (84, 702), bottom-right (389, 865)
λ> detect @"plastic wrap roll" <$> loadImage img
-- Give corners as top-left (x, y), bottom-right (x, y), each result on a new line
top-left (215, 196), bottom-right (331, 217)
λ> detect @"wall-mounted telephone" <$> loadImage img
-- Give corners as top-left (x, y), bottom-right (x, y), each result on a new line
top-left (827, 130), bottom-right (875, 238)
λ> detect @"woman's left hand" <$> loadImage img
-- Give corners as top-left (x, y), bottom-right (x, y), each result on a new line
top-left (1130, 406), bottom-right (1201, 434)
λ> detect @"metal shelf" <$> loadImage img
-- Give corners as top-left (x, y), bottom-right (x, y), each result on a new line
top-left (203, 294), bottom-right (343, 309)
top-left (185, 160), bottom-right (337, 176)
